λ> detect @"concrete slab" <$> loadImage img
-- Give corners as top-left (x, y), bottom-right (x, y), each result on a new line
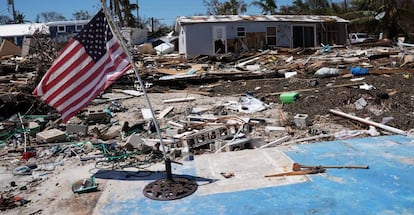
top-left (194, 148), bottom-right (308, 195)
top-left (92, 135), bottom-right (414, 215)
top-left (36, 128), bottom-right (66, 143)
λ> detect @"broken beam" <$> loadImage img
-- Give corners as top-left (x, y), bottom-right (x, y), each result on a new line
top-left (329, 109), bottom-right (406, 136)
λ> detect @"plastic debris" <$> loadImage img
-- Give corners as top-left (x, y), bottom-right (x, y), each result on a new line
top-left (13, 165), bottom-right (32, 175)
top-left (314, 67), bottom-right (339, 78)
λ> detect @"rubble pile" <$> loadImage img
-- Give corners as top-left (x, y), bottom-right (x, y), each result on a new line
top-left (1, 40), bottom-right (414, 213)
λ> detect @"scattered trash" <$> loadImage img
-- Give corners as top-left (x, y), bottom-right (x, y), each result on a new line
top-left (13, 165), bottom-right (32, 175)
top-left (354, 97), bottom-right (368, 110)
top-left (280, 92), bottom-right (299, 104)
top-left (320, 43), bottom-right (332, 54)
top-left (220, 172), bottom-right (235, 178)
top-left (350, 66), bottom-right (369, 76)
top-left (0, 28), bottom-right (412, 213)
top-left (382, 117), bottom-right (394, 124)
top-left (314, 67), bottom-right (339, 78)
top-left (238, 94), bottom-right (266, 113)
top-left (359, 83), bottom-right (375, 90)
top-left (22, 151), bottom-right (36, 160)
top-left (71, 177), bottom-right (99, 194)
top-left (309, 80), bottom-right (319, 87)
top-left (284, 71), bottom-right (297, 78)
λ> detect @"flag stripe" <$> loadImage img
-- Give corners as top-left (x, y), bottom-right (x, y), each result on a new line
top-left (52, 37), bottom-right (127, 110)
top-left (55, 57), bottom-right (109, 111)
top-left (61, 55), bottom-right (130, 121)
top-left (34, 40), bottom-right (81, 97)
top-left (42, 49), bottom-right (92, 105)
top-left (47, 40), bottom-right (84, 85)
top-left (54, 39), bottom-right (130, 121)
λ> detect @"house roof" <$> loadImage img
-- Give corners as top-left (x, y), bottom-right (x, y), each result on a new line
top-left (46, 20), bottom-right (90, 26)
top-left (176, 14), bottom-right (350, 25)
top-left (0, 23), bottom-right (49, 37)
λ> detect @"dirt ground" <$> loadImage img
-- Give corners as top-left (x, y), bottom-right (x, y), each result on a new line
top-left (197, 69), bottom-right (414, 131)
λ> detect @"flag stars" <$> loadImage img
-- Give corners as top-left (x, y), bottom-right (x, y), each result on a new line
top-left (74, 11), bottom-right (112, 62)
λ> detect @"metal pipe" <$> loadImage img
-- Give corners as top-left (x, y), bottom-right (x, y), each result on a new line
top-left (329, 109), bottom-right (406, 136)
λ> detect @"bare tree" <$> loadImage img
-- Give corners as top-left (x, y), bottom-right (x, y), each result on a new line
top-left (36, 12), bottom-right (66, 22)
top-left (0, 15), bottom-right (13, 24)
top-left (72, 10), bottom-right (92, 20)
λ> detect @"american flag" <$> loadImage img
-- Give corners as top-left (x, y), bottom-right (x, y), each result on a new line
top-left (33, 10), bottom-right (131, 122)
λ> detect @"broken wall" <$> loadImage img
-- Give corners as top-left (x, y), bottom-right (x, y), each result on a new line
top-left (121, 27), bottom-right (148, 46)
top-left (0, 39), bottom-right (22, 57)
top-left (317, 22), bottom-right (348, 45)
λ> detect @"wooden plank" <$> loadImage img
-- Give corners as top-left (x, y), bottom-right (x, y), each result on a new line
top-left (163, 97), bottom-right (195, 103)
top-left (266, 82), bottom-right (364, 96)
top-left (158, 106), bottom-right (174, 119)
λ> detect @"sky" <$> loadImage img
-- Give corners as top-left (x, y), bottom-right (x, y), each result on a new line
top-left (1, 0), bottom-right (293, 25)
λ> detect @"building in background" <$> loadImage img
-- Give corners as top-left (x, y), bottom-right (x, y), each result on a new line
top-left (175, 15), bottom-right (349, 58)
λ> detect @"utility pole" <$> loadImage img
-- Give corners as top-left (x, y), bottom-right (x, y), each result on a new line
top-left (151, 17), bottom-right (154, 36)
top-left (136, 0), bottom-right (140, 27)
top-left (7, 0), bottom-right (16, 23)
top-left (344, 0), bottom-right (348, 13)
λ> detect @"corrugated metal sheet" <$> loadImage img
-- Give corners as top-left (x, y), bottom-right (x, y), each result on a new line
top-left (177, 15), bottom-right (350, 25)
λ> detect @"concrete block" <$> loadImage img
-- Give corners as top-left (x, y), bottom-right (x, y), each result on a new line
top-left (123, 133), bottom-right (144, 150)
top-left (294, 114), bottom-right (309, 128)
top-left (66, 124), bottom-right (88, 135)
top-left (214, 142), bottom-right (225, 152)
top-left (226, 138), bottom-right (250, 152)
top-left (87, 111), bottom-right (110, 124)
top-left (36, 128), bottom-right (66, 143)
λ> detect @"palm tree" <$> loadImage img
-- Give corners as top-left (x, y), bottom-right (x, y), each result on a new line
top-left (306, 0), bottom-right (330, 14)
top-left (279, 0), bottom-right (310, 14)
top-left (119, 0), bottom-right (138, 27)
top-left (108, 0), bottom-right (139, 27)
top-left (109, 0), bottom-right (124, 27)
top-left (203, 0), bottom-right (247, 15)
top-left (15, 11), bottom-right (25, 24)
top-left (250, 0), bottom-right (277, 15)
top-left (224, 0), bottom-right (247, 14)
top-left (343, 0), bottom-right (414, 40)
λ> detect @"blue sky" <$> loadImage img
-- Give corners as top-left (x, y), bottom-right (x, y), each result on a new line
top-left (1, 0), bottom-right (293, 25)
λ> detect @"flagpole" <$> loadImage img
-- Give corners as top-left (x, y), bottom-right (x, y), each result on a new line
top-left (99, 0), bottom-right (168, 160)
top-left (98, 1), bottom-right (198, 201)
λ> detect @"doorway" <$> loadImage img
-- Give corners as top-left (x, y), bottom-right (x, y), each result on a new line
top-left (293, 25), bottom-right (315, 47)
top-left (213, 26), bottom-right (226, 54)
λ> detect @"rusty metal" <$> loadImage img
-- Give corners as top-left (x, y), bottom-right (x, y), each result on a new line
top-left (265, 166), bottom-right (326, 177)
top-left (143, 158), bottom-right (197, 200)
top-left (265, 162), bottom-right (369, 177)
top-left (143, 177), bottom-right (198, 201)
top-left (295, 163), bottom-right (369, 170)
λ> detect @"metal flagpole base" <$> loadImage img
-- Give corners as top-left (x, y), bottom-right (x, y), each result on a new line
top-left (143, 158), bottom-right (198, 201)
